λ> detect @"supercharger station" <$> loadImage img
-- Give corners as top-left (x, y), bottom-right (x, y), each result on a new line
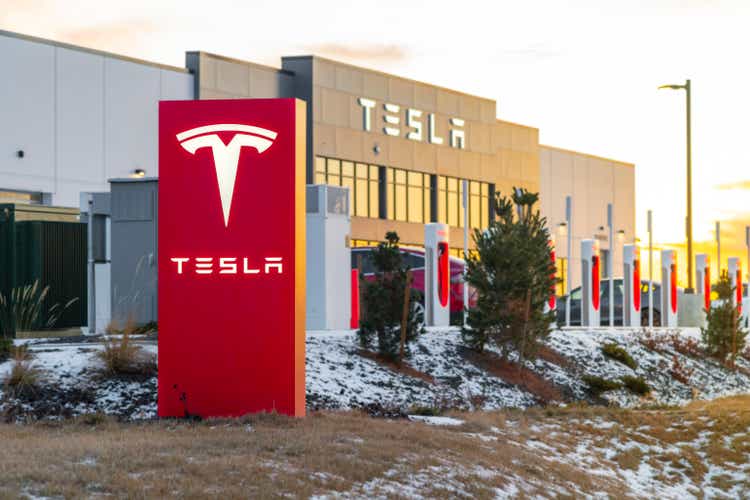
top-left (661, 250), bottom-right (678, 327)
top-left (581, 239), bottom-right (601, 327)
top-left (306, 185), bottom-right (351, 330)
top-left (623, 244), bottom-right (641, 327)
top-left (728, 257), bottom-right (742, 314)
top-left (546, 239), bottom-right (556, 313)
top-left (425, 223), bottom-right (450, 327)
top-left (696, 254), bottom-right (711, 312)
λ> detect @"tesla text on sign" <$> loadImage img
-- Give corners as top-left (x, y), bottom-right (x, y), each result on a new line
top-left (158, 99), bottom-right (306, 418)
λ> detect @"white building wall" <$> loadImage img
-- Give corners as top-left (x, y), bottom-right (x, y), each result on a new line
top-left (0, 31), bottom-right (194, 208)
top-left (540, 145), bottom-right (636, 293)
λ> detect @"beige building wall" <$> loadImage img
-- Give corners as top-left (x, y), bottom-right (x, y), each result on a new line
top-left (540, 145), bottom-right (635, 292)
top-left (186, 51), bottom-right (635, 273)
top-left (288, 55), bottom-right (539, 248)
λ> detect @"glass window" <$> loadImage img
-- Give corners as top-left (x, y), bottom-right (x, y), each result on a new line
top-left (395, 183), bottom-right (406, 221)
top-left (424, 174), bottom-right (431, 223)
top-left (326, 158), bottom-right (340, 186)
top-left (556, 257), bottom-right (567, 296)
top-left (315, 157), bottom-right (380, 219)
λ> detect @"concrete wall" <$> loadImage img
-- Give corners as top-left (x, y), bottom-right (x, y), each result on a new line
top-left (0, 30), bottom-right (193, 208)
top-left (540, 145), bottom-right (636, 292)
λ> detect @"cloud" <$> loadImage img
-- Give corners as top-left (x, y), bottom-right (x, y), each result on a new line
top-left (716, 180), bottom-right (750, 190)
top-left (58, 19), bottom-right (158, 52)
top-left (304, 43), bottom-right (408, 63)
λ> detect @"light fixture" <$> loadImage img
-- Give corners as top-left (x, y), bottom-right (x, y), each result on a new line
top-left (557, 221), bottom-right (568, 237)
top-left (617, 229), bottom-right (626, 242)
top-left (373, 144), bottom-right (381, 155)
top-left (131, 168), bottom-right (146, 178)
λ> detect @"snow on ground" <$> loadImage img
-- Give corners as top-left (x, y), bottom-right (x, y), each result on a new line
top-left (1, 327), bottom-right (750, 421)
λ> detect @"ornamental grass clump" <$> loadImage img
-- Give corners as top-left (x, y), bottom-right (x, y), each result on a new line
top-left (97, 319), bottom-right (156, 378)
top-left (3, 348), bottom-right (42, 399)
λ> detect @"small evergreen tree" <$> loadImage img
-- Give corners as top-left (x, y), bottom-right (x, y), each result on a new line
top-left (462, 189), bottom-right (556, 366)
top-left (358, 232), bottom-right (424, 362)
top-left (702, 270), bottom-right (747, 367)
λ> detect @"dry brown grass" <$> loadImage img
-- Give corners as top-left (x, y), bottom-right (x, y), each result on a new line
top-left (461, 348), bottom-right (566, 403)
top-left (1, 396), bottom-right (749, 498)
top-left (97, 329), bottom-right (156, 378)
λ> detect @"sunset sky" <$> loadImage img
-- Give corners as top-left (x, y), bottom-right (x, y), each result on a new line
top-left (3, 0), bottom-right (750, 282)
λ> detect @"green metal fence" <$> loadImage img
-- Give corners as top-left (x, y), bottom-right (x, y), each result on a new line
top-left (0, 205), bottom-right (87, 334)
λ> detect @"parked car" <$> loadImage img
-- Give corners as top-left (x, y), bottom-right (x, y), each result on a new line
top-left (556, 278), bottom-right (663, 326)
top-left (351, 246), bottom-right (476, 313)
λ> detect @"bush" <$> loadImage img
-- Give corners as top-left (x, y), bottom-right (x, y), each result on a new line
top-left (4, 358), bottom-right (42, 399)
top-left (601, 343), bottom-right (637, 370)
top-left (358, 232), bottom-right (424, 362)
top-left (702, 271), bottom-right (747, 366)
top-left (0, 337), bottom-right (12, 362)
top-left (582, 375), bottom-right (622, 395)
top-left (96, 329), bottom-right (156, 378)
top-left (620, 376), bottom-right (650, 396)
top-left (462, 188), bottom-right (556, 366)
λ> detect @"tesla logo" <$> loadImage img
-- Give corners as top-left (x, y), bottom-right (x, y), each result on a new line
top-left (177, 124), bottom-right (278, 227)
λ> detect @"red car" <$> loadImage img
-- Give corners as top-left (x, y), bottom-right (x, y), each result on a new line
top-left (351, 246), bottom-right (476, 313)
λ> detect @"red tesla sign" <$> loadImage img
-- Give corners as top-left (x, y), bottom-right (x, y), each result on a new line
top-left (158, 99), bottom-right (307, 418)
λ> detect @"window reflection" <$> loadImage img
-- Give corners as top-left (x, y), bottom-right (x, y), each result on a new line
top-left (437, 175), bottom-right (490, 230)
top-left (315, 156), bottom-right (380, 218)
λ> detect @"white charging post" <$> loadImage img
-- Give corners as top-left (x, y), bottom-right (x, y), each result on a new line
top-left (623, 244), bottom-right (641, 327)
top-left (425, 222), bottom-right (450, 327)
top-left (581, 239), bottom-right (601, 327)
top-left (696, 253), bottom-right (711, 312)
top-left (661, 250), bottom-right (678, 327)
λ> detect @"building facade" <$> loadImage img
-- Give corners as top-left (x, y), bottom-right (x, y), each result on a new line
top-left (540, 146), bottom-right (635, 293)
top-left (1, 29), bottom-right (635, 305)
top-left (0, 30), bottom-right (193, 207)
top-left (187, 52), bottom-right (541, 253)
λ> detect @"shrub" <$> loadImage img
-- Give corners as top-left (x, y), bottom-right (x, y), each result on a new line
top-left (601, 343), bottom-right (637, 370)
top-left (0, 337), bottom-right (12, 362)
top-left (4, 359), bottom-right (42, 399)
top-left (358, 232), bottom-right (424, 362)
top-left (702, 271), bottom-right (747, 367)
top-left (669, 355), bottom-right (694, 384)
top-left (462, 188), bottom-right (556, 366)
top-left (621, 376), bottom-right (651, 396)
top-left (582, 375), bottom-right (622, 395)
top-left (96, 329), bottom-right (156, 378)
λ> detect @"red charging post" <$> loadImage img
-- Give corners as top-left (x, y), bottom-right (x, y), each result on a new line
top-left (158, 99), bottom-right (307, 418)
top-left (350, 269), bottom-right (359, 329)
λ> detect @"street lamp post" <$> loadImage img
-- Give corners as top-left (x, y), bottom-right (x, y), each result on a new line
top-left (659, 79), bottom-right (694, 292)
top-left (607, 203), bottom-right (614, 327)
top-left (648, 209), bottom-right (654, 327)
top-left (565, 196), bottom-right (573, 327)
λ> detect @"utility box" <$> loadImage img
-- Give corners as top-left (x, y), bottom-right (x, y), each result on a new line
top-left (305, 184), bottom-right (351, 330)
top-left (80, 192), bottom-right (111, 334)
top-left (110, 178), bottom-right (158, 326)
